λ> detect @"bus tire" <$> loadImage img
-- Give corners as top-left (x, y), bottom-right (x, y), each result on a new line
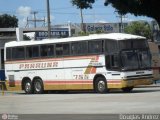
top-left (122, 87), bottom-right (133, 93)
top-left (24, 80), bottom-right (33, 94)
top-left (95, 77), bottom-right (108, 93)
top-left (33, 79), bottom-right (44, 94)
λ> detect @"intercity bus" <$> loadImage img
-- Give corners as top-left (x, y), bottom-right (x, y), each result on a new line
top-left (4, 33), bottom-right (153, 94)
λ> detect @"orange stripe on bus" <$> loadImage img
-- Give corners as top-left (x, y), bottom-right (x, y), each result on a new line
top-left (6, 79), bottom-right (122, 86)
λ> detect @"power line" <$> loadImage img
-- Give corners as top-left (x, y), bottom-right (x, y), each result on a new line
top-left (25, 11), bottom-right (45, 28)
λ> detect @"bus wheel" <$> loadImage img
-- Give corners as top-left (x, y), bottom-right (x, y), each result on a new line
top-left (122, 87), bottom-right (133, 93)
top-left (95, 77), bottom-right (107, 93)
top-left (24, 81), bottom-right (33, 94)
top-left (33, 79), bottom-right (44, 94)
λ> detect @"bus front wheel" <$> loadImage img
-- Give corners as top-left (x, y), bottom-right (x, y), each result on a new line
top-left (95, 77), bottom-right (108, 93)
top-left (33, 79), bottom-right (44, 94)
top-left (24, 81), bottom-right (33, 94)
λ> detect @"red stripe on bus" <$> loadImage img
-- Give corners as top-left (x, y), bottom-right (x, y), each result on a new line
top-left (5, 55), bottom-right (99, 64)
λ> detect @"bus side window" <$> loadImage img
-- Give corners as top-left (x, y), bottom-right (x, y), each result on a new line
top-left (6, 48), bottom-right (12, 60)
top-left (26, 47), bottom-right (32, 59)
top-left (111, 54), bottom-right (119, 68)
top-left (56, 44), bottom-right (63, 56)
top-left (88, 40), bottom-right (102, 54)
top-left (48, 45), bottom-right (54, 57)
top-left (12, 47), bottom-right (25, 60)
top-left (63, 43), bottom-right (70, 56)
top-left (40, 45), bottom-right (55, 57)
top-left (40, 45), bottom-right (48, 57)
top-left (71, 41), bottom-right (87, 55)
top-left (105, 40), bottom-right (118, 54)
top-left (32, 46), bottom-right (40, 58)
top-left (105, 55), bottom-right (111, 69)
top-left (105, 54), bottom-right (119, 70)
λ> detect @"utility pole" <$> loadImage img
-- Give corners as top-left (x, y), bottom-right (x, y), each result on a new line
top-left (47, 0), bottom-right (51, 38)
top-left (115, 11), bottom-right (127, 33)
top-left (32, 11), bottom-right (38, 28)
top-left (25, 12), bottom-right (45, 28)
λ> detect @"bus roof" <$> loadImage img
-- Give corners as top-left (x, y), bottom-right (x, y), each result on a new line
top-left (5, 33), bottom-right (146, 47)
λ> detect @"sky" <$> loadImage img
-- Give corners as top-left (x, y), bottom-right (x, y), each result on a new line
top-left (0, 0), bottom-right (153, 27)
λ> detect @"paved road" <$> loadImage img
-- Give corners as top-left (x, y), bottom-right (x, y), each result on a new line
top-left (0, 85), bottom-right (160, 115)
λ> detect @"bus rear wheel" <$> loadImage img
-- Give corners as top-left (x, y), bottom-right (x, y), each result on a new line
top-left (33, 79), bottom-right (44, 94)
top-left (122, 87), bottom-right (133, 93)
top-left (95, 77), bottom-right (108, 93)
top-left (24, 80), bottom-right (33, 94)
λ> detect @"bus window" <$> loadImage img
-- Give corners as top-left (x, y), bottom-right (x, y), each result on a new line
top-left (119, 41), bottom-right (132, 50)
top-left (26, 46), bottom-right (32, 59)
top-left (40, 45), bottom-right (48, 57)
top-left (26, 46), bottom-right (39, 58)
top-left (105, 40), bottom-right (118, 54)
top-left (40, 45), bottom-right (54, 57)
top-left (12, 47), bottom-right (25, 60)
top-left (105, 54), bottom-right (119, 70)
top-left (133, 39), bottom-right (148, 49)
top-left (56, 44), bottom-right (63, 56)
top-left (119, 39), bottom-right (148, 50)
top-left (88, 40), bottom-right (102, 54)
top-left (6, 48), bottom-right (12, 60)
top-left (111, 54), bottom-right (119, 68)
top-left (63, 43), bottom-right (70, 56)
top-left (32, 46), bottom-right (39, 58)
top-left (48, 45), bottom-right (54, 57)
top-left (71, 41), bottom-right (87, 55)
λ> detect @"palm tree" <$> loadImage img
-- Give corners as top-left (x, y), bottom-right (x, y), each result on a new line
top-left (71, 0), bottom-right (95, 33)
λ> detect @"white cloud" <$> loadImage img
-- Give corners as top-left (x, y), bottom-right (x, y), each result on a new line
top-left (96, 20), bottom-right (108, 23)
top-left (17, 6), bottom-right (32, 17)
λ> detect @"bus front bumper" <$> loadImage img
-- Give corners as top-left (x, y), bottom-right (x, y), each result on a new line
top-left (107, 78), bottom-right (153, 89)
top-left (121, 78), bottom-right (153, 88)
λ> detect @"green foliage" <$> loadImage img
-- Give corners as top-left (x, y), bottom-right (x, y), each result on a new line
top-left (23, 34), bottom-right (31, 41)
top-left (71, 0), bottom-right (95, 9)
top-left (124, 21), bottom-right (152, 39)
top-left (104, 0), bottom-right (160, 26)
top-left (0, 14), bottom-right (18, 28)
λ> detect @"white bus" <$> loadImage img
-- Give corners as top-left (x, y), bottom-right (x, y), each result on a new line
top-left (4, 33), bottom-right (153, 94)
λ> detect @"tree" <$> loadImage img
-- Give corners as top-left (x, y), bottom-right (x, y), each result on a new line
top-left (23, 34), bottom-right (31, 41)
top-left (124, 21), bottom-right (152, 39)
top-left (0, 14), bottom-right (18, 28)
top-left (71, 0), bottom-right (95, 32)
top-left (104, 0), bottom-right (160, 27)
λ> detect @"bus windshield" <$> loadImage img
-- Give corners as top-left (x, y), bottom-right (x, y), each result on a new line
top-left (121, 49), bottom-right (151, 71)
top-left (121, 50), bottom-right (139, 70)
top-left (118, 39), bottom-right (151, 71)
